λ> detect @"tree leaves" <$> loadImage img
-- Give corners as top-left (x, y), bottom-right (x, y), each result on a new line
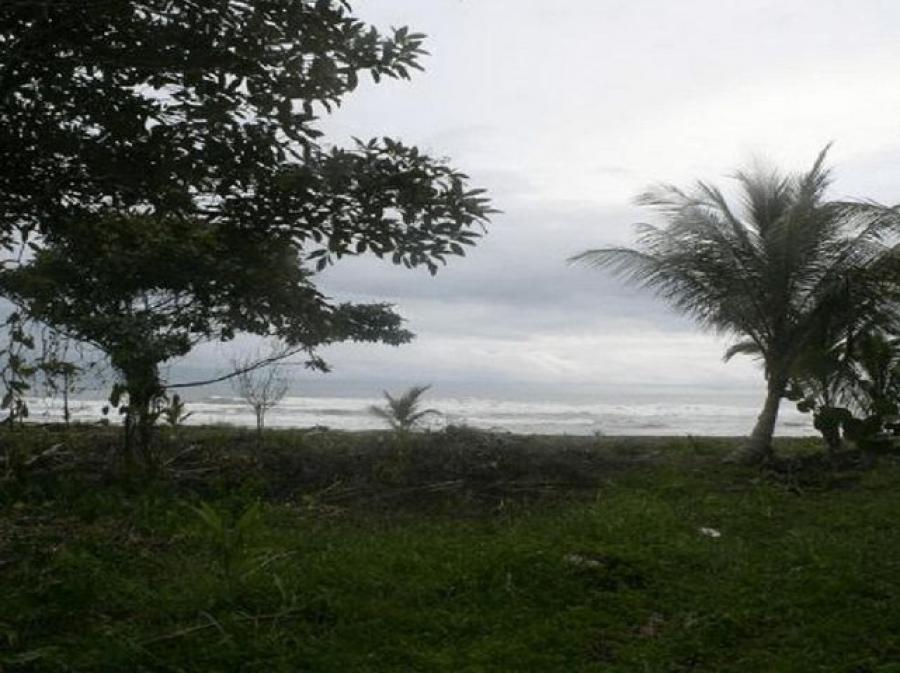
top-left (0, 0), bottom-right (454, 245)
top-left (573, 149), bottom-right (900, 452)
top-left (0, 0), bottom-right (492, 401)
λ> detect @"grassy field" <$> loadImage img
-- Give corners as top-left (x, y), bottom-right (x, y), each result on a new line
top-left (1, 427), bottom-right (899, 672)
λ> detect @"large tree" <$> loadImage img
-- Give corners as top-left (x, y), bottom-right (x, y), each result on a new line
top-left (573, 149), bottom-right (900, 463)
top-left (0, 214), bottom-right (416, 456)
top-left (1, 1), bottom-right (483, 245)
top-left (1, 0), bottom-right (490, 270)
top-left (0, 1), bottom-right (492, 449)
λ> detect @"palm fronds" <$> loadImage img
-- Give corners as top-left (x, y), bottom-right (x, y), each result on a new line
top-left (572, 146), bottom-right (900, 371)
top-left (369, 385), bottom-right (440, 432)
top-left (572, 146), bottom-right (900, 459)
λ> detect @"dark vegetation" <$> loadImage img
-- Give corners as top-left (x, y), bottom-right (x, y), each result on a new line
top-left (0, 0), bottom-right (493, 463)
top-left (574, 149), bottom-right (900, 463)
top-left (369, 384), bottom-right (439, 433)
top-left (2, 426), bottom-right (900, 672)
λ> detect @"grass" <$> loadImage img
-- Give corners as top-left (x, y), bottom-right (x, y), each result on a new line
top-left (1, 427), bottom-right (899, 671)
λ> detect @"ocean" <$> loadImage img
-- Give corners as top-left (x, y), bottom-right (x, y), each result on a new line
top-left (25, 391), bottom-right (816, 437)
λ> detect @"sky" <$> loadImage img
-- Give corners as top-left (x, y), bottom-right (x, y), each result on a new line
top-left (189, 0), bottom-right (900, 402)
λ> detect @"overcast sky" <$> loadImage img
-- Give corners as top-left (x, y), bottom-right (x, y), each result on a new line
top-left (192, 0), bottom-right (900, 400)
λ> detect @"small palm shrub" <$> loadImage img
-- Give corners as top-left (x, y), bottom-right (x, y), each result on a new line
top-left (369, 385), bottom-right (439, 433)
top-left (791, 332), bottom-right (900, 455)
top-left (190, 501), bottom-right (263, 593)
top-left (162, 393), bottom-right (193, 428)
top-left (370, 385), bottom-right (441, 484)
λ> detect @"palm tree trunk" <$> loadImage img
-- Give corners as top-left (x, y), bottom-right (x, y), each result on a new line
top-left (731, 376), bottom-right (787, 464)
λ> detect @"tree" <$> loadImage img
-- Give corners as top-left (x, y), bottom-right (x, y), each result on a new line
top-left (369, 385), bottom-right (439, 433)
top-left (0, 214), bottom-right (414, 458)
top-left (230, 348), bottom-right (291, 440)
top-left (1, 1), bottom-right (490, 265)
top-left (1, 1), bottom-right (486, 245)
top-left (36, 328), bottom-right (100, 428)
top-left (0, 1), bottom-right (492, 459)
top-left (573, 148), bottom-right (900, 463)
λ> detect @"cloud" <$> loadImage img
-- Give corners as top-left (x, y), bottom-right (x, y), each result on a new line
top-left (176, 1), bottom-right (900, 402)
top-left (300, 327), bottom-right (760, 392)
top-left (318, 198), bottom-right (644, 305)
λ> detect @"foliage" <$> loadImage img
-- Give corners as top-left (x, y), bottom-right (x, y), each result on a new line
top-left (573, 147), bottom-right (900, 462)
top-left (2, 431), bottom-right (900, 671)
top-left (0, 315), bottom-right (97, 429)
top-left (0, 0), bottom-right (492, 461)
top-left (0, 1), bottom-right (491, 276)
top-left (787, 344), bottom-right (856, 452)
top-left (161, 393), bottom-right (193, 428)
top-left (35, 328), bottom-right (102, 426)
top-left (0, 1), bottom-right (491, 250)
top-left (190, 500), bottom-right (263, 593)
top-left (0, 216), bottom-right (415, 452)
top-left (369, 384), bottom-right (439, 432)
top-left (0, 313), bottom-right (34, 426)
top-left (792, 332), bottom-right (900, 453)
top-left (850, 331), bottom-right (900, 418)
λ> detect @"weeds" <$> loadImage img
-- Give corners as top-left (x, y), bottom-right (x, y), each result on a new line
top-left (162, 393), bottom-right (193, 429)
top-left (189, 500), bottom-right (264, 593)
top-left (2, 431), bottom-right (900, 671)
top-left (369, 385), bottom-right (440, 433)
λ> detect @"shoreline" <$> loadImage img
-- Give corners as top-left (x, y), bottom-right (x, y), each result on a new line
top-left (16, 421), bottom-right (821, 441)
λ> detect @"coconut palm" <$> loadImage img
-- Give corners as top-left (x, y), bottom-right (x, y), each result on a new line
top-left (369, 385), bottom-right (439, 433)
top-left (572, 147), bottom-right (900, 462)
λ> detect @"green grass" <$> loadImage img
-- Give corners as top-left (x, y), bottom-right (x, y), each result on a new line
top-left (1, 429), bottom-right (899, 671)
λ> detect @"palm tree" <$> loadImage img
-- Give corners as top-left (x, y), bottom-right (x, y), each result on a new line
top-left (572, 147), bottom-right (900, 463)
top-left (369, 385), bottom-right (440, 433)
